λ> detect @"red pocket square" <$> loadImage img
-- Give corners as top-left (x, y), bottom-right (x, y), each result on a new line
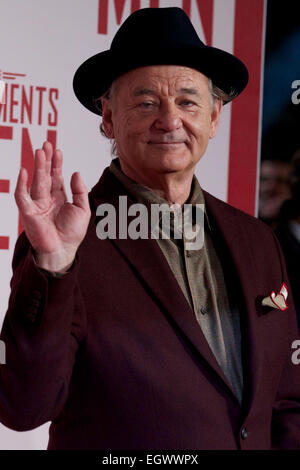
top-left (262, 283), bottom-right (288, 311)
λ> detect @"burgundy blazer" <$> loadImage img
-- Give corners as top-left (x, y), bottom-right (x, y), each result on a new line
top-left (1, 168), bottom-right (300, 450)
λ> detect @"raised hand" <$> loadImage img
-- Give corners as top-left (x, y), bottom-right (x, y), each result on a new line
top-left (14, 141), bottom-right (91, 273)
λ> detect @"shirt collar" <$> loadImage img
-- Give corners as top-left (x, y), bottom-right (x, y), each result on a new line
top-left (109, 158), bottom-right (211, 231)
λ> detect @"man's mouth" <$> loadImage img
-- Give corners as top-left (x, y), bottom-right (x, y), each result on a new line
top-left (148, 141), bottom-right (186, 145)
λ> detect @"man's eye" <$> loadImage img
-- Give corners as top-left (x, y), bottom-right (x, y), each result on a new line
top-left (139, 102), bottom-right (156, 108)
top-left (181, 100), bottom-right (195, 107)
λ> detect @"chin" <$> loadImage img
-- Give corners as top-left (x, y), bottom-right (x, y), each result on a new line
top-left (150, 152), bottom-right (194, 173)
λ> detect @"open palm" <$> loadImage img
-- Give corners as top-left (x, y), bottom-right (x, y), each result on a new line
top-left (14, 141), bottom-right (91, 272)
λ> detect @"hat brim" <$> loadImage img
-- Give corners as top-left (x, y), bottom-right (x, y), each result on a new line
top-left (73, 45), bottom-right (249, 115)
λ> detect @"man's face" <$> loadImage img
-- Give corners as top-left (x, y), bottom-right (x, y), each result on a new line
top-left (102, 65), bottom-right (222, 184)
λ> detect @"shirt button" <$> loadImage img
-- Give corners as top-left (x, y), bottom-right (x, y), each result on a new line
top-left (241, 426), bottom-right (248, 440)
top-left (200, 306), bottom-right (208, 315)
top-left (186, 251), bottom-right (191, 257)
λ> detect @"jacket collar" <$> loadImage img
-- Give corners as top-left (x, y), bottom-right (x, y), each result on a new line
top-left (109, 158), bottom-right (212, 230)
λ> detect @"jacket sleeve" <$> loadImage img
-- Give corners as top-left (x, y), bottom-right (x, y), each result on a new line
top-left (0, 232), bottom-right (87, 431)
top-left (271, 231), bottom-right (300, 449)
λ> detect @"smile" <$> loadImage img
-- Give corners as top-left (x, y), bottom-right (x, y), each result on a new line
top-left (148, 141), bottom-right (186, 146)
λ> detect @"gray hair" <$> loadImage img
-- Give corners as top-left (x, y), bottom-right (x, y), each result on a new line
top-left (208, 79), bottom-right (237, 105)
top-left (96, 77), bottom-right (236, 157)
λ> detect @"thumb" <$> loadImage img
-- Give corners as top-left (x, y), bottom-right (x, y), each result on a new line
top-left (70, 172), bottom-right (90, 211)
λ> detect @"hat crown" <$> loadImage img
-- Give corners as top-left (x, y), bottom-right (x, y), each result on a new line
top-left (110, 7), bottom-right (204, 50)
top-left (73, 7), bottom-right (249, 115)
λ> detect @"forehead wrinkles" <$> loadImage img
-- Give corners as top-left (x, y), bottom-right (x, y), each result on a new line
top-left (151, 75), bottom-right (197, 97)
top-left (115, 67), bottom-right (208, 97)
top-left (137, 72), bottom-right (205, 96)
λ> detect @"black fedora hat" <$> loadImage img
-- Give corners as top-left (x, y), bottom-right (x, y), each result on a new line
top-left (73, 7), bottom-right (249, 116)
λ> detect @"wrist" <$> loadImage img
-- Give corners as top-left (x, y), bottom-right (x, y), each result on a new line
top-left (33, 249), bottom-right (77, 274)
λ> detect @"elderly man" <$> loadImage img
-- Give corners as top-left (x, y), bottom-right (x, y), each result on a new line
top-left (1, 7), bottom-right (300, 450)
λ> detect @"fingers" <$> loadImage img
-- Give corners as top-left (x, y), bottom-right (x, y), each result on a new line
top-left (14, 167), bottom-right (33, 213)
top-left (17, 142), bottom-right (85, 214)
top-left (42, 141), bottom-right (65, 194)
top-left (50, 148), bottom-right (65, 192)
top-left (30, 147), bottom-right (51, 200)
top-left (41, 141), bottom-right (61, 179)
top-left (70, 172), bottom-right (90, 212)
top-left (42, 141), bottom-right (53, 175)
top-left (30, 141), bottom-right (65, 200)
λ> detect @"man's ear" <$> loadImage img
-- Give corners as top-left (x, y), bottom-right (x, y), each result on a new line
top-left (101, 99), bottom-right (115, 138)
top-left (209, 98), bottom-right (223, 139)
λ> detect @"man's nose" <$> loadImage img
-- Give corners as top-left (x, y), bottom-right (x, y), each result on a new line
top-left (153, 103), bottom-right (182, 131)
